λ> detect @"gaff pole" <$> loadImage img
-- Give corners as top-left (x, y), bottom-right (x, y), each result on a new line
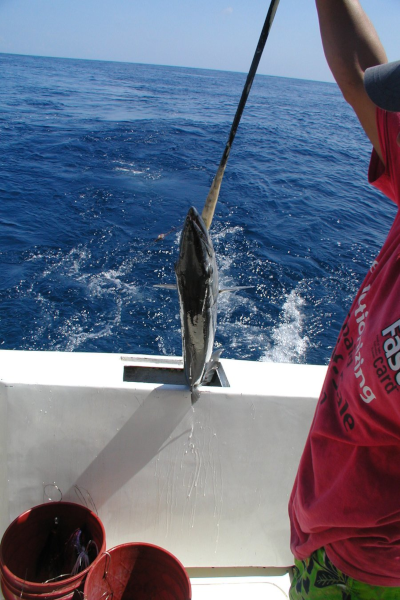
top-left (202, 0), bottom-right (281, 230)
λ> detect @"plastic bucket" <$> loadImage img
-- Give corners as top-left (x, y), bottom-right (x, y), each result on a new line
top-left (0, 502), bottom-right (106, 599)
top-left (84, 543), bottom-right (192, 600)
top-left (0, 577), bottom-right (75, 600)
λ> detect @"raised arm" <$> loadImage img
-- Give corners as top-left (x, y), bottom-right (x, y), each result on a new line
top-left (315, 0), bottom-right (388, 162)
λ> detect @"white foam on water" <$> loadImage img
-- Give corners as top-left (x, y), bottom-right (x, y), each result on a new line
top-left (61, 298), bottom-right (123, 351)
top-left (79, 267), bottom-right (140, 299)
top-left (112, 159), bottom-right (161, 179)
top-left (17, 243), bottom-right (150, 351)
top-left (261, 288), bottom-right (309, 364)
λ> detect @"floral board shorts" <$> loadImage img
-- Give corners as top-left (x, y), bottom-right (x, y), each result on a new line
top-left (289, 548), bottom-right (400, 599)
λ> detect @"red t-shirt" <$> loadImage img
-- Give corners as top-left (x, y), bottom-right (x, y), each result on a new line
top-left (289, 108), bottom-right (400, 587)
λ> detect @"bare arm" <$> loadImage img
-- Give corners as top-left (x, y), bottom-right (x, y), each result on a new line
top-left (316, 0), bottom-right (388, 162)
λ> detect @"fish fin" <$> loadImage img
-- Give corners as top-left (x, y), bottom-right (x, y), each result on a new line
top-left (202, 349), bottom-right (223, 385)
top-left (153, 284), bottom-right (177, 290)
top-left (219, 286), bottom-right (254, 294)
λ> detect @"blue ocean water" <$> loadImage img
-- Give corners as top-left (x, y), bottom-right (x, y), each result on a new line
top-left (0, 53), bottom-right (396, 365)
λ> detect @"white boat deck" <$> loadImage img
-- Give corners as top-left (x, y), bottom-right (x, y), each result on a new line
top-left (0, 575), bottom-right (291, 600)
top-left (190, 573), bottom-right (291, 598)
top-left (0, 350), bottom-right (322, 599)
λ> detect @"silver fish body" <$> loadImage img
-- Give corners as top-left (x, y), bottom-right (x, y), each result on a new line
top-left (175, 206), bottom-right (220, 399)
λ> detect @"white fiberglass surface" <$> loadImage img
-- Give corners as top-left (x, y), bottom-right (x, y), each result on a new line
top-left (0, 351), bottom-right (325, 569)
top-left (191, 575), bottom-right (291, 599)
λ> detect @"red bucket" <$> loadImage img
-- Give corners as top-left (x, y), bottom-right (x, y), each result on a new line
top-left (1, 577), bottom-right (74, 600)
top-left (0, 502), bottom-right (106, 600)
top-left (84, 543), bottom-right (191, 600)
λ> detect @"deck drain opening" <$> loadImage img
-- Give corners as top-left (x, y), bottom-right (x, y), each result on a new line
top-left (123, 365), bottom-right (229, 387)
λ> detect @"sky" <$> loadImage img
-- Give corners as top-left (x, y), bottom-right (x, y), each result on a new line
top-left (0, 0), bottom-right (399, 83)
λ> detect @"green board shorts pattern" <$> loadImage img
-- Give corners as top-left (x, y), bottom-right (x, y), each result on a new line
top-left (289, 548), bottom-right (400, 599)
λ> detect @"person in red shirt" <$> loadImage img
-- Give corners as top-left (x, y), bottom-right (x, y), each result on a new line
top-left (289, 2), bottom-right (400, 598)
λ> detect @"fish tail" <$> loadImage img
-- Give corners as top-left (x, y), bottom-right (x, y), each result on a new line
top-left (202, 349), bottom-right (223, 385)
top-left (191, 387), bottom-right (201, 404)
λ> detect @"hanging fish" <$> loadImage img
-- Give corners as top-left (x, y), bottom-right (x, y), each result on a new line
top-left (174, 206), bottom-right (221, 401)
top-left (155, 206), bottom-right (252, 401)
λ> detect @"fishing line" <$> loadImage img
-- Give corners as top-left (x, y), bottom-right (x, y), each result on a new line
top-left (202, 0), bottom-right (281, 229)
top-left (43, 483), bottom-right (63, 503)
top-left (74, 484), bottom-right (98, 515)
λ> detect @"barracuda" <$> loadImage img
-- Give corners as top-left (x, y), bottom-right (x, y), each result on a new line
top-left (174, 206), bottom-right (221, 401)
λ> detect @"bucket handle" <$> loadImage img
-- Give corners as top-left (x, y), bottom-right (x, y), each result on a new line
top-left (99, 552), bottom-right (113, 600)
top-left (102, 551), bottom-right (112, 579)
top-left (82, 552), bottom-right (113, 600)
